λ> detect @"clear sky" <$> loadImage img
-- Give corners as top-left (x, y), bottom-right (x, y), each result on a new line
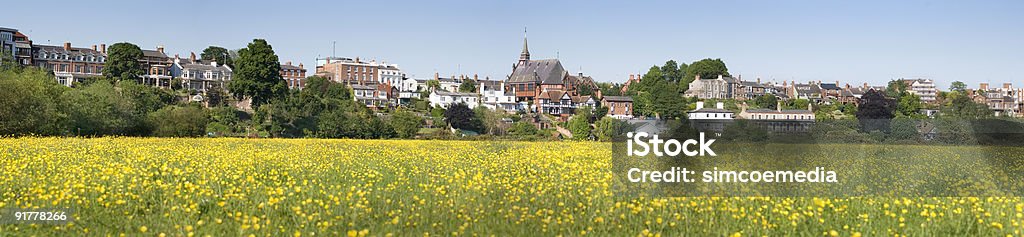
top-left (3, 0), bottom-right (1022, 88)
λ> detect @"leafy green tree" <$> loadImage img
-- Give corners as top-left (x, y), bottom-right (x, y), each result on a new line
top-left (458, 80), bottom-right (477, 93)
top-left (887, 116), bottom-right (920, 143)
top-left (508, 121), bottom-right (539, 137)
top-left (0, 68), bottom-right (68, 135)
top-left (228, 39), bottom-right (287, 110)
top-left (473, 106), bottom-right (504, 135)
top-left (885, 80), bottom-right (908, 98)
top-left (62, 80), bottom-right (149, 136)
top-left (206, 106), bottom-right (241, 136)
top-left (660, 60), bottom-right (685, 83)
top-left (567, 106), bottom-right (593, 140)
top-left (949, 81), bottom-right (967, 93)
top-left (897, 93), bottom-right (923, 117)
top-left (594, 116), bottom-right (628, 142)
top-left (391, 110), bottom-right (423, 139)
top-left (943, 92), bottom-right (993, 119)
top-left (752, 94), bottom-right (778, 109)
top-left (426, 79), bottom-right (441, 91)
top-left (102, 42), bottom-right (145, 80)
top-left (148, 105), bottom-right (209, 137)
top-left (443, 103), bottom-right (481, 132)
top-left (596, 82), bottom-right (622, 97)
top-left (201, 46), bottom-right (234, 68)
top-left (0, 48), bottom-right (23, 73)
top-left (682, 58), bottom-right (729, 91)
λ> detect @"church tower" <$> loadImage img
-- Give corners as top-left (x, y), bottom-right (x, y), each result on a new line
top-left (518, 28), bottom-right (530, 65)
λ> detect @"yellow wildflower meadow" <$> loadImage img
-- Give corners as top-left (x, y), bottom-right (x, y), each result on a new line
top-left (0, 137), bottom-right (1023, 236)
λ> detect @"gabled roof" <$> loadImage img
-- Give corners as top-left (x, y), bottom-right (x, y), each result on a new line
top-left (536, 90), bottom-right (568, 100)
top-left (281, 64), bottom-right (305, 70)
top-left (508, 59), bottom-right (567, 85)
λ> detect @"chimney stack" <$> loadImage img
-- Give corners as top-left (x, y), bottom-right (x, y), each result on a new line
top-left (434, 72), bottom-right (439, 80)
top-left (980, 83), bottom-right (989, 90)
top-left (696, 101), bottom-right (704, 110)
top-left (757, 77), bottom-right (761, 84)
top-left (91, 45), bottom-right (97, 51)
top-left (189, 52), bottom-right (196, 63)
top-left (299, 63), bottom-right (303, 69)
top-left (1004, 83), bottom-right (1012, 90)
top-left (863, 82), bottom-right (868, 88)
top-left (100, 44), bottom-right (106, 54)
top-left (776, 101), bottom-right (782, 112)
top-left (286, 61), bottom-right (292, 66)
top-left (157, 45), bottom-right (164, 54)
top-left (63, 42), bottom-right (71, 51)
top-left (715, 102), bottom-right (724, 110)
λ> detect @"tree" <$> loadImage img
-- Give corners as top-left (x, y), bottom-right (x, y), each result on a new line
top-left (443, 103), bottom-right (480, 132)
top-left (944, 92), bottom-right (992, 119)
top-left (753, 94), bottom-right (778, 109)
top-left (391, 110), bottom-right (423, 139)
top-left (949, 81), bottom-right (967, 93)
top-left (567, 106), bottom-right (593, 140)
top-left (102, 42), bottom-right (145, 80)
top-left (228, 39), bottom-right (287, 110)
top-left (596, 82), bottom-right (623, 97)
top-left (508, 121), bottom-right (539, 137)
top-left (0, 68), bottom-right (68, 135)
top-left (856, 89), bottom-right (895, 132)
top-left (661, 60), bottom-right (684, 83)
top-left (0, 48), bottom-right (23, 73)
top-left (458, 79), bottom-right (477, 93)
top-left (62, 80), bottom-right (149, 136)
top-left (885, 80), bottom-right (908, 98)
top-left (896, 93), bottom-right (922, 117)
top-left (148, 105), bottom-right (209, 137)
top-left (594, 116), bottom-right (628, 142)
top-left (201, 46), bottom-right (234, 68)
top-left (682, 58), bottom-right (729, 92)
top-left (426, 79), bottom-right (441, 92)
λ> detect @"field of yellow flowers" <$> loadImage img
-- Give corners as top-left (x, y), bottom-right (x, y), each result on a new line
top-left (1, 137), bottom-right (1023, 236)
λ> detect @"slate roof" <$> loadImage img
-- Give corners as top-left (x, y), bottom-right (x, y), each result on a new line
top-left (820, 83), bottom-right (841, 90)
top-left (33, 44), bottom-right (105, 57)
top-left (281, 64), bottom-right (304, 70)
top-left (602, 96), bottom-right (633, 102)
top-left (142, 50), bottom-right (168, 58)
top-left (689, 108), bottom-right (733, 113)
top-left (181, 63), bottom-right (230, 72)
top-left (433, 91), bottom-right (477, 97)
top-left (508, 59), bottom-right (567, 84)
top-left (745, 109), bottom-right (814, 114)
top-left (740, 81), bottom-right (765, 88)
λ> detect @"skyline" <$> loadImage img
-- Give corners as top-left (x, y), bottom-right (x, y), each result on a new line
top-left (3, 0), bottom-right (1023, 88)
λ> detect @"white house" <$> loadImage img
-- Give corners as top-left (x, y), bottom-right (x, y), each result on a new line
top-left (352, 84), bottom-right (389, 109)
top-left (429, 91), bottom-right (479, 109)
top-left (170, 58), bottom-right (232, 93)
top-left (686, 101), bottom-right (734, 135)
top-left (479, 79), bottom-right (518, 111)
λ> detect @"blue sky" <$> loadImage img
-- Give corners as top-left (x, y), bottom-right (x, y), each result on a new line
top-left (3, 0), bottom-right (1022, 88)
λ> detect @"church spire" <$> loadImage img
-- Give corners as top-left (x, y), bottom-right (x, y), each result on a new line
top-left (519, 27), bottom-right (530, 64)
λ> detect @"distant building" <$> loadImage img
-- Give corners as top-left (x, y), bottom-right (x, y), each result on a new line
top-left (686, 101), bottom-right (734, 135)
top-left (787, 81), bottom-right (821, 102)
top-left (280, 61), bottom-right (306, 89)
top-left (601, 96), bottom-right (634, 119)
top-left (429, 91), bottom-right (479, 109)
top-left (737, 102), bottom-right (815, 133)
top-left (838, 84), bottom-right (868, 105)
top-left (684, 75), bottom-right (766, 100)
top-left (170, 56), bottom-right (232, 93)
top-left (1, 27), bottom-right (33, 66)
top-left (621, 74), bottom-right (641, 94)
top-left (139, 46), bottom-right (172, 88)
top-left (535, 90), bottom-right (575, 118)
top-left (974, 83), bottom-right (1020, 117)
top-left (505, 33), bottom-right (597, 109)
top-left (899, 78), bottom-right (937, 103)
top-left (315, 57), bottom-right (401, 86)
top-left (31, 42), bottom-right (106, 86)
top-left (479, 78), bottom-right (518, 111)
top-left (352, 84), bottom-right (393, 110)
top-left (819, 81), bottom-right (842, 101)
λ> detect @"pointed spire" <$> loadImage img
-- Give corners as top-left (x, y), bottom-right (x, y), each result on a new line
top-left (519, 27), bottom-right (530, 64)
